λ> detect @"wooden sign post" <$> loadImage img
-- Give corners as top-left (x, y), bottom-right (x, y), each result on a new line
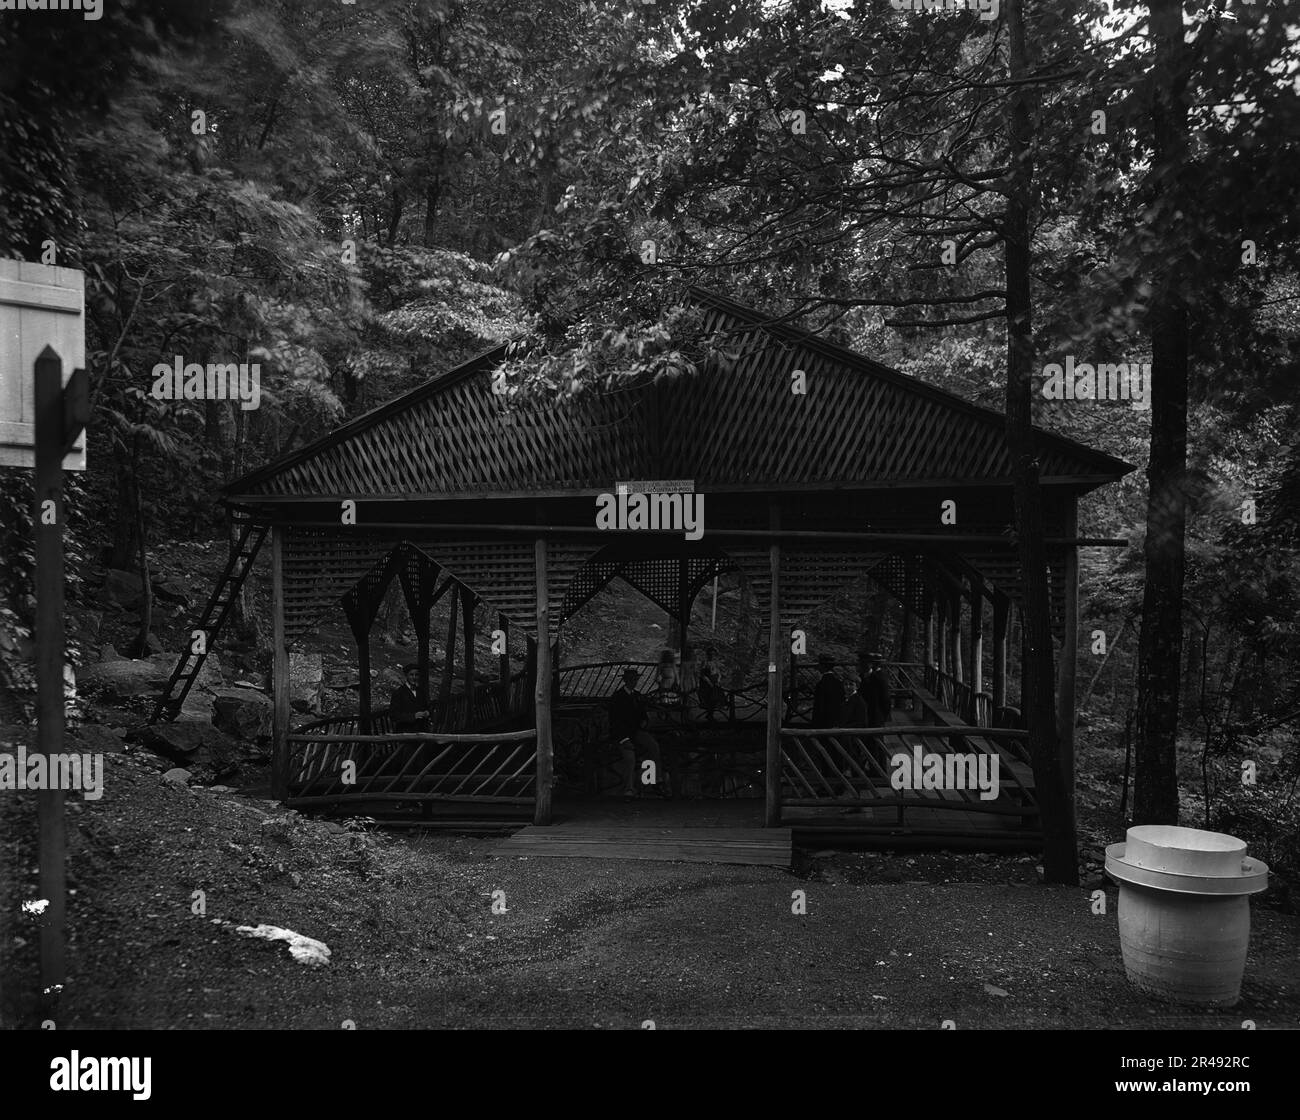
top-left (33, 347), bottom-right (87, 1013)
top-left (2, 260), bottom-right (87, 1019)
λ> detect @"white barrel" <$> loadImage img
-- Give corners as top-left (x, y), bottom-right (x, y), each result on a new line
top-left (1105, 825), bottom-right (1268, 1007)
top-left (1116, 883), bottom-right (1251, 1006)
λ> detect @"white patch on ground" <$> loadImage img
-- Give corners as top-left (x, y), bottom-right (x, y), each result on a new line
top-left (236, 923), bottom-right (331, 968)
top-left (22, 899), bottom-right (50, 916)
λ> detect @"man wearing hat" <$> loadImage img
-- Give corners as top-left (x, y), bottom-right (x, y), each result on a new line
top-left (609, 667), bottom-right (669, 801)
top-left (810, 653), bottom-right (845, 728)
top-left (859, 652), bottom-right (892, 729)
top-left (389, 663), bottom-right (430, 733)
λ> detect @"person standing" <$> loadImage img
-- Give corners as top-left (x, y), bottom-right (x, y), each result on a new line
top-left (811, 654), bottom-right (845, 727)
top-left (860, 652), bottom-right (892, 728)
top-left (610, 667), bottom-right (669, 801)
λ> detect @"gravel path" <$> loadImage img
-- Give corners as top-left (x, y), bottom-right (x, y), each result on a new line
top-left (2, 745), bottom-right (1296, 1030)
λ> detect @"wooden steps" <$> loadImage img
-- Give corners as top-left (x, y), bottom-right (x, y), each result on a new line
top-left (499, 825), bottom-right (792, 867)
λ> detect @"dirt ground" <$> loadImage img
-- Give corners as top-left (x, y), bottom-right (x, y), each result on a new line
top-left (2, 741), bottom-right (1296, 1030)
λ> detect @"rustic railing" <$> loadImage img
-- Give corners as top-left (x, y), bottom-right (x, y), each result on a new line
top-left (778, 725), bottom-right (1037, 826)
top-left (286, 729), bottom-right (537, 806)
top-left (787, 661), bottom-right (924, 724)
top-left (558, 661), bottom-right (767, 724)
top-left (921, 663), bottom-right (994, 727)
top-left (558, 661), bottom-right (658, 699)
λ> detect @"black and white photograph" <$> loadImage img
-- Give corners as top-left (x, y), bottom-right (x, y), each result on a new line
top-left (1, 0), bottom-right (1297, 1068)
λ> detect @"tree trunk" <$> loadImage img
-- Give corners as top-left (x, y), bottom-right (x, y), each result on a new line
top-left (1005, 0), bottom-right (1077, 884)
top-left (1133, 0), bottom-right (1191, 826)
top-left (129, 435), bottom-right (153, 658)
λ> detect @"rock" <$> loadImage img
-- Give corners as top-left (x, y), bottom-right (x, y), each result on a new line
top-left (235, 923), bottom-right (331, 968)
top-left (80, 656), bottom-right (171, 698)
top-left (173, 691), bottom-right (215, 723)
top-left (81, 651), bottom-right (222, 703)
top-left (102, 568), bottom-right (144, 609)
top-left (151, 576), bottom-right (190, 607)
top-left (289, 652), bottom-right (323, 715)
top-left (209, 785), bottom-right (236, 793)
top-left (162, 767), bottom-right (192, 786)
top-left (138, 721), bottom-right (239, 765)
top-left (69, 724), bottom-right (127, 754)
top-left (983, 983), bottom-right (1009, 998)
top-left (212, 687), bottom-right (273, 739)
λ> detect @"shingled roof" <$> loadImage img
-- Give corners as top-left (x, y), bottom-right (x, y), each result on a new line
top-left (224, 287), bottom-right (1133, 503)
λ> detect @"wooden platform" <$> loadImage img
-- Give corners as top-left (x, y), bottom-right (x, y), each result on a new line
top-left (499, 824), bottom-right (793, 867)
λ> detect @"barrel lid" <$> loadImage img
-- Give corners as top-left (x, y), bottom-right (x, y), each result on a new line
top-left (1105, 834), bottom-right (1269, 896)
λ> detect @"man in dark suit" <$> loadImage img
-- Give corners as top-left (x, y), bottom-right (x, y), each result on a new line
top-left (389, 663), bottom-right (430, 733)
top-left (860, 652), bottom-right (892, 728)
top-left (811, 654), bottom-right (844, 728)
top-left (610, 668), bottom-right (668, 801)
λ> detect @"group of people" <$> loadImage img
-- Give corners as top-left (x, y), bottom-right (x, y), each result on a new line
top-left (811, 651), bottom-right (892, 729)
top-left (609, 645), bottom-right (724, 800)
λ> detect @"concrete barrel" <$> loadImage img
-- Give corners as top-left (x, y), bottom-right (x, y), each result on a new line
top-left (1105, 825), bottom-right (1268, 1006)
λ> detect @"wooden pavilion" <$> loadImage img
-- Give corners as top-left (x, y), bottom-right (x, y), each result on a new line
top-left (155, 287), bottom-right (1132, 844)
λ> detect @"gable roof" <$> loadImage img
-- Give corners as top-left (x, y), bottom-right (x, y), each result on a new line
top-left (224, 287), bottom-right (1133, 503)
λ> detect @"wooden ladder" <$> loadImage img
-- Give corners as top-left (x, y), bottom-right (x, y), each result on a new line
top-left (148, 518), bottom-right (267, 724)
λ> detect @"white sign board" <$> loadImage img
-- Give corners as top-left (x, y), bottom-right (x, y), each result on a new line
top-left (0, 259), bottom-right (87, 471)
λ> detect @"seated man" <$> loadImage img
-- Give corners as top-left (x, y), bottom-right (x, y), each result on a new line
top-left (389, 663), bottom-right (430, 733)
top-left (609, 667), bottom-right (670, 801)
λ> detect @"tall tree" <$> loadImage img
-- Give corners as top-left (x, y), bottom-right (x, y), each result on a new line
top-left (1004, 0), bottom-right (1076, 880)
top-left (1132, 0), bottom-right (1190, 824)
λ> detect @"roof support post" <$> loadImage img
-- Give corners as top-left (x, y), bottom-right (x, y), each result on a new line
top-left (462, 589), bottom-right (477, 726)
top-left (270, 524), bottom-right (290, 799)
top-left (970, 576), bottom-right (985, 698)
top-left (1057, 496), bottom-right (1080, 829)
top-left (677, 556), bottom-right (690, 653)
top-left (923, 585), bottom-right (936, 669)
top-left (949, 587), bottom-right (964, 688)
top-left (534, 536), bottom-right (553, 825)
top-left (439, 581), bottom-right (459, 728)
top-left (993, 591), bottom-right (1009, 717)
top-left (498, 612), bottom-right (510, 705)
top-left (765, 503), bottom-right (783, 828)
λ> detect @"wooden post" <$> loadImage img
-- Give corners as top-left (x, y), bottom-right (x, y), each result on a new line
top-left (414, 575), bottom-right (433, 710)
top-left (765, 504), bottom-right (782, 827)
top-left (677, 556), bottom-right (690, 652)
top-left (525, 635), bottom-right (537, 718)
top-left (439, 581), bottom-right (459, 724)
top-left (534, 537), bottom-right (553, 825)
top-left (462, 589), bottom-right (476, 725)
top-left (924, 588), bottom-right (935, 667)
top-left (498, 612), bottom-right (510, 703)
top-left (970, 577), bottom-right (984, 696)
top-left (993, 592), bottom-right (1009, 713)
top-left (270, 526), bottom-right (291, 797)
top-left (950, 590), bottom-right (963, 684)
top-left (33, 347), bottom-right (68, 1004)
top-left (900, 600), bottom-right (913, 663)
top-left (936, 594), bottom-right (948, 675)
top-left (1057, 497), bottom-right (1080, 827)
top-left (355, 619), bottom-right (371, 732)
